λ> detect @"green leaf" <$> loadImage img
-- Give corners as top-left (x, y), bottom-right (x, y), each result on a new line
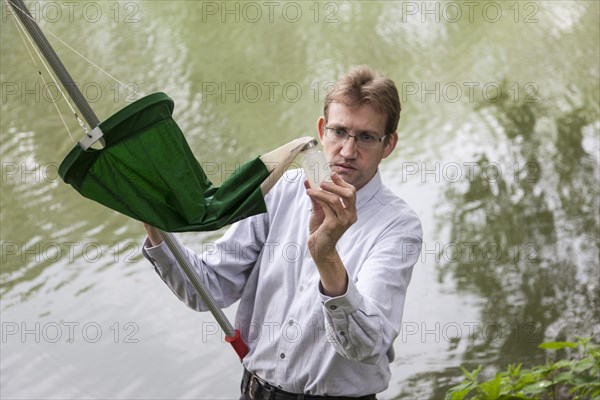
top-left (448, 386), bottom-right (474, 400)
top-left (552, 359), bottom-right (574, 369)
top-left (479, 373), bottom-right (502, 400)
top-left (569, 382), bottom-right (600, 399)
top-left (508, 364), bottom-right (522, 378)
top-left (553, 371), bottom-right (574, 383)
top-left (446, 380), bottom-right (476, 400)
top-left (572, 357), bottom-right (596, 373)
top-left (461, 365), bottom-right (482, 382)
top-left (520, 380), bottom-right (554, 395)
top-left (538, 341), bottom-right (578, 350)
top-left (497, 395), bottom-right (536, 400)
top-left (569, 381), bottom-right (600, 392)
top-left (516, 374), bottom-right (538, 385)
top-left (445, 381), bottom-right (477, 400)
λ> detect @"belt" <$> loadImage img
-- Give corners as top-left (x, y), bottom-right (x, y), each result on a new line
top-left (241, 368), bottom-right (377, 400)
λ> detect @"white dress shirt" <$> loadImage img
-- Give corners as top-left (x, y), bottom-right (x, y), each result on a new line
top-left (143, 169), bottom-right (422, 395)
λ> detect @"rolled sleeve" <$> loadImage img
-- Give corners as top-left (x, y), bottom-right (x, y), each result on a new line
top-left (319, 279), bottom-right (384, 364)
top-left (142, 238), bottom-right (177, 271)
top-left (320, 278), bottom-right (360, 316)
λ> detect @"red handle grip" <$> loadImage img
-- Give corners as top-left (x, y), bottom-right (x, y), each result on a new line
top-left (225, 329), bottom-right (248, 360)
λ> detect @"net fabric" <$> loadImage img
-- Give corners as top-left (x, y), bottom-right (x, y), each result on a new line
top-left (59, 92), bottom-right (269, 232)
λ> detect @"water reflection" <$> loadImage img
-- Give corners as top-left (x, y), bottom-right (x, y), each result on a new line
top-left (397, 82), bottom-right (599, 399)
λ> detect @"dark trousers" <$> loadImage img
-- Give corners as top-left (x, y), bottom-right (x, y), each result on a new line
top-left (240, 368), bottom-right (377, 400)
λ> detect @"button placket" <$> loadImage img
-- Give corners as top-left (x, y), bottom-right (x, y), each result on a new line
top-left (275, 312), bottom-right (294, 388)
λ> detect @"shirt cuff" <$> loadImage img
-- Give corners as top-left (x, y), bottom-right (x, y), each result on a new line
top-left (319, 277), bottom-right (361, 317)
top-left (142, 237), bottom-right (176, 269)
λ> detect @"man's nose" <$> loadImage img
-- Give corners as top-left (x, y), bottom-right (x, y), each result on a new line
top-left (340, 136), bottom-right (358, 158)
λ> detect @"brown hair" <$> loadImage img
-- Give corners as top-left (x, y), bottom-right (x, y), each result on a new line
top-left (324, 65), bottom-right (401, 136)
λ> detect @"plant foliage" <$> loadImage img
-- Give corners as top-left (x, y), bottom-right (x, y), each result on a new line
top-left (445, 337), bottom-right (600, 400)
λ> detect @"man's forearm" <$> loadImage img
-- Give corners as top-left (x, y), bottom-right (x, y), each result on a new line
top-left (315, 249), bottom-right (349, 297)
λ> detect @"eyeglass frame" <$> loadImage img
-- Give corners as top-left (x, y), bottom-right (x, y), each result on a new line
top-left (323, 125), bottom-right (390, 149)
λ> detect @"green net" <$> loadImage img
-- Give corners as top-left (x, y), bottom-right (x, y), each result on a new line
top-left (58, 92), bottom-right (269, 232)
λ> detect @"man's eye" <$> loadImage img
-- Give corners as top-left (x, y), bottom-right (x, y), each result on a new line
top-left (334, 129), bottom-right (348, 137)
top-left (360, 134), bottom-right (377, 143)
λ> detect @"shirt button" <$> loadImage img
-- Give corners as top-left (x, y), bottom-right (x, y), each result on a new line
top-left (339, 331), bottom-right (345, 336)
top-left (298, 285), bottom-right (304, 292)
top-left (330, 305), bottom-right (337, 310)
top-left (280, 353), bottom-right (285, 359)
top-left (288, 320), bottom-right (294, 326)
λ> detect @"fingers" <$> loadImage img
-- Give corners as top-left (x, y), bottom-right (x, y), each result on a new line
top-left (304, 180), bottom-right (323, 211)
top-left (305, 173), bottom-right (357, 225)
top-left (303, 179), bottom-right (311, 191)
top-left (323, 173), bottom-right (355, 197)
top-left (308, 172), bottom-right (356, 211)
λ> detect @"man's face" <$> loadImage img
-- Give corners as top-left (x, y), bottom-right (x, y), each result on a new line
top-left (318, 102), bottom-right (398, 190)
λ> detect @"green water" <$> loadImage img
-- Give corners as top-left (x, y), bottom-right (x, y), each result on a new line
top-left (1, 1), bottom-right (598, 399)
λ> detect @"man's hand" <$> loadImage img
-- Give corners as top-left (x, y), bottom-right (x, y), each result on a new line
top-left (144, 223), bottom-right (163, 247)
top-left (305, 172), bottom-right (357, 296)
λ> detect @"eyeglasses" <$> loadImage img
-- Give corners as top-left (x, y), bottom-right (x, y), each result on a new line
top-left (324, 126), bottom-right (388, 150)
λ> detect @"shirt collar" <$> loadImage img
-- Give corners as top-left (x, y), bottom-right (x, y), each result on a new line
top-left (356, 170), bottom-right (382, 209)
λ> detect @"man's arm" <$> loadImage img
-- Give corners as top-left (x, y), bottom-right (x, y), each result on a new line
top-left (304, 172), bottom-right (356, 296)
top-left (142, 213), bottom-right (268, 311)
top-left (305, 173), bottom-right (422, 364)
top-left (319, 228), bottom-right (421, 364)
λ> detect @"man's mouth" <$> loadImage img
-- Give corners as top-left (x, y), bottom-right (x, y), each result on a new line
top-left (332, 163), bottom-right (356, 173)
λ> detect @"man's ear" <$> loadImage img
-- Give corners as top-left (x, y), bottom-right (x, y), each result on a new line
top-left (317, 116), bottom-right (326, 143)
top-left (382, 131), bottom-right (398, 159)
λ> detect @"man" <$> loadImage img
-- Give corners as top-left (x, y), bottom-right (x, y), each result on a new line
top-left (143, 65), bottom-right (422, 398)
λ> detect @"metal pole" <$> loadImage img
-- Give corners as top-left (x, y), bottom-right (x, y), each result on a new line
top-left (8, 0), bottom-right (247, 360)
top-left (160, 231), bottom-right (248, 359)
top-left (160, 231), bottom-right (235, 337)
top-left (8, 0), bottom-right (100, 128)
